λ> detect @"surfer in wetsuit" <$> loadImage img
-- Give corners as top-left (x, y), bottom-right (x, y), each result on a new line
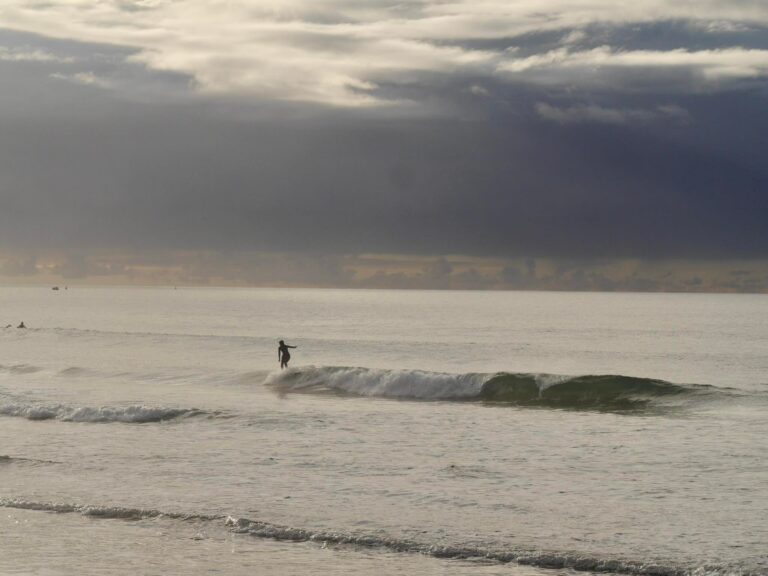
top-left (278, 340), bottom-right (297, 369)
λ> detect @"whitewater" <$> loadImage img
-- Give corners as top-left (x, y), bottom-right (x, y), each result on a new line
top-left (1, 287), bottom-right (766, 576)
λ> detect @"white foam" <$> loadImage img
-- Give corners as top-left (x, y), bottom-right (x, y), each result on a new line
top-left (0, 498), bottom-right (735, 576)
top-left (0, 499), bottom-right (221, 521)
top-left (534, 373), bottom-right (572, 392)
top-left (265, 366), bottom-right (489, 400)
top-left (0, 402), bottom-right (200, 423)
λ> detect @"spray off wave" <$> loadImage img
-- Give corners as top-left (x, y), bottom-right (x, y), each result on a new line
top-left (266, 366), bottom-right (706, 410)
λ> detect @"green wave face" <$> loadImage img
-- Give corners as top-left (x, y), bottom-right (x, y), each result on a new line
top-left (478, 374), bottom-right (542, 403)
top-left (480, 374), bottom-right (688, 410)
top-left (267, 366), bottom-right (708, 412)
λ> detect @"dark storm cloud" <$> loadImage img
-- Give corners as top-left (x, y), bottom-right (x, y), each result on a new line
top-left (0, 0), bottom-right (767, 275)
top-left (1, 91), bottom-right (765, 260)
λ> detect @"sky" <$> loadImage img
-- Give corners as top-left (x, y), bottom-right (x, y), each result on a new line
top-left (0, 0), bottom-right (767, 291)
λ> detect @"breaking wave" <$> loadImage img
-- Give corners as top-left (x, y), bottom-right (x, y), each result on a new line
top-left (0, 402), bottom-right (207, 423)
top-left (0, 455), bottom-right (59, 466)
top-left (58, 366), bottom-right (89, 377)
top-left (0, 498), bottom-right (751, 576)
top-left (266, 366), bottom-right (708, 410)
top-left (0, 363), bottom-right (43, 375)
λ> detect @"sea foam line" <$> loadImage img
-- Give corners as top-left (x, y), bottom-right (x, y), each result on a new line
top-left (0, 498), bottom-right (743, 576)
top-left (0, 499), bottom-right (222, 522)
top-left (226, 516), bottom-right (691, 575)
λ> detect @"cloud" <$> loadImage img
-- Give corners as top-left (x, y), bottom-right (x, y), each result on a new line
top-left (536, 102), bottom-right (691, 125)
top-left (498, 47), bottom-right (768, 91)
top-left (468, 84), bottom-right (490, 96)
top-left (1, 1), bottom-right (767, 106)
top-left (0, 92), bottom-right (765, 262)
top-left (0, 45), bottom-right (72, 62)
top-left (50, 71), bottom-right (111, 89)
top-left (693, 20), bottom-right (755, 33)
top-left (0, 2), bottom-right (767, 277)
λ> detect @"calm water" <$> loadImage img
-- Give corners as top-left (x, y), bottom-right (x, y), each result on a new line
top-left (1, 287), bottom-right (766, 575)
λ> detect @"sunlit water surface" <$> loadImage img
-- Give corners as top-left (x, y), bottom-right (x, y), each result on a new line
top-left (1, 287), bottom-right (766, 575)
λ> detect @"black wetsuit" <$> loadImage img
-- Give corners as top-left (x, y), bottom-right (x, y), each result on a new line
top-left (279, 343), bottom-right (296, 368)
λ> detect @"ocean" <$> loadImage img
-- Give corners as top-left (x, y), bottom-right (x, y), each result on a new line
top-left (1, 286), bottom-right (766, 575)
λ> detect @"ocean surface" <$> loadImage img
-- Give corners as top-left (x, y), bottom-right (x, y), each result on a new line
top-left (1, 286), bottom-right (766, 576)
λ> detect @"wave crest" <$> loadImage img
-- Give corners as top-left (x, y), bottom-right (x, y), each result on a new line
top-left (0, 364), bottom-right (42, 375)
top-left (0, 402), bottom-right (205, 423)
top-left (266, 366), bottom-right (696, 410)
top-left (0, 455), bottom-right (58, 466)
top-left (265, 366), bottom-right (487, 400)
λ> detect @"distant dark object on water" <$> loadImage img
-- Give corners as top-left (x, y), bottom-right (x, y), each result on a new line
top-left (17, 321), bottom-right (26, 329)
top-left (52, 286), bottom-right (59, 291)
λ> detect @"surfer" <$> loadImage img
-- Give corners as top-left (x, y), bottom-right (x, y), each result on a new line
top-left (278, 340), bottom-right (297, 369)
top-left (17, 321), bottom-right (26, 329)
